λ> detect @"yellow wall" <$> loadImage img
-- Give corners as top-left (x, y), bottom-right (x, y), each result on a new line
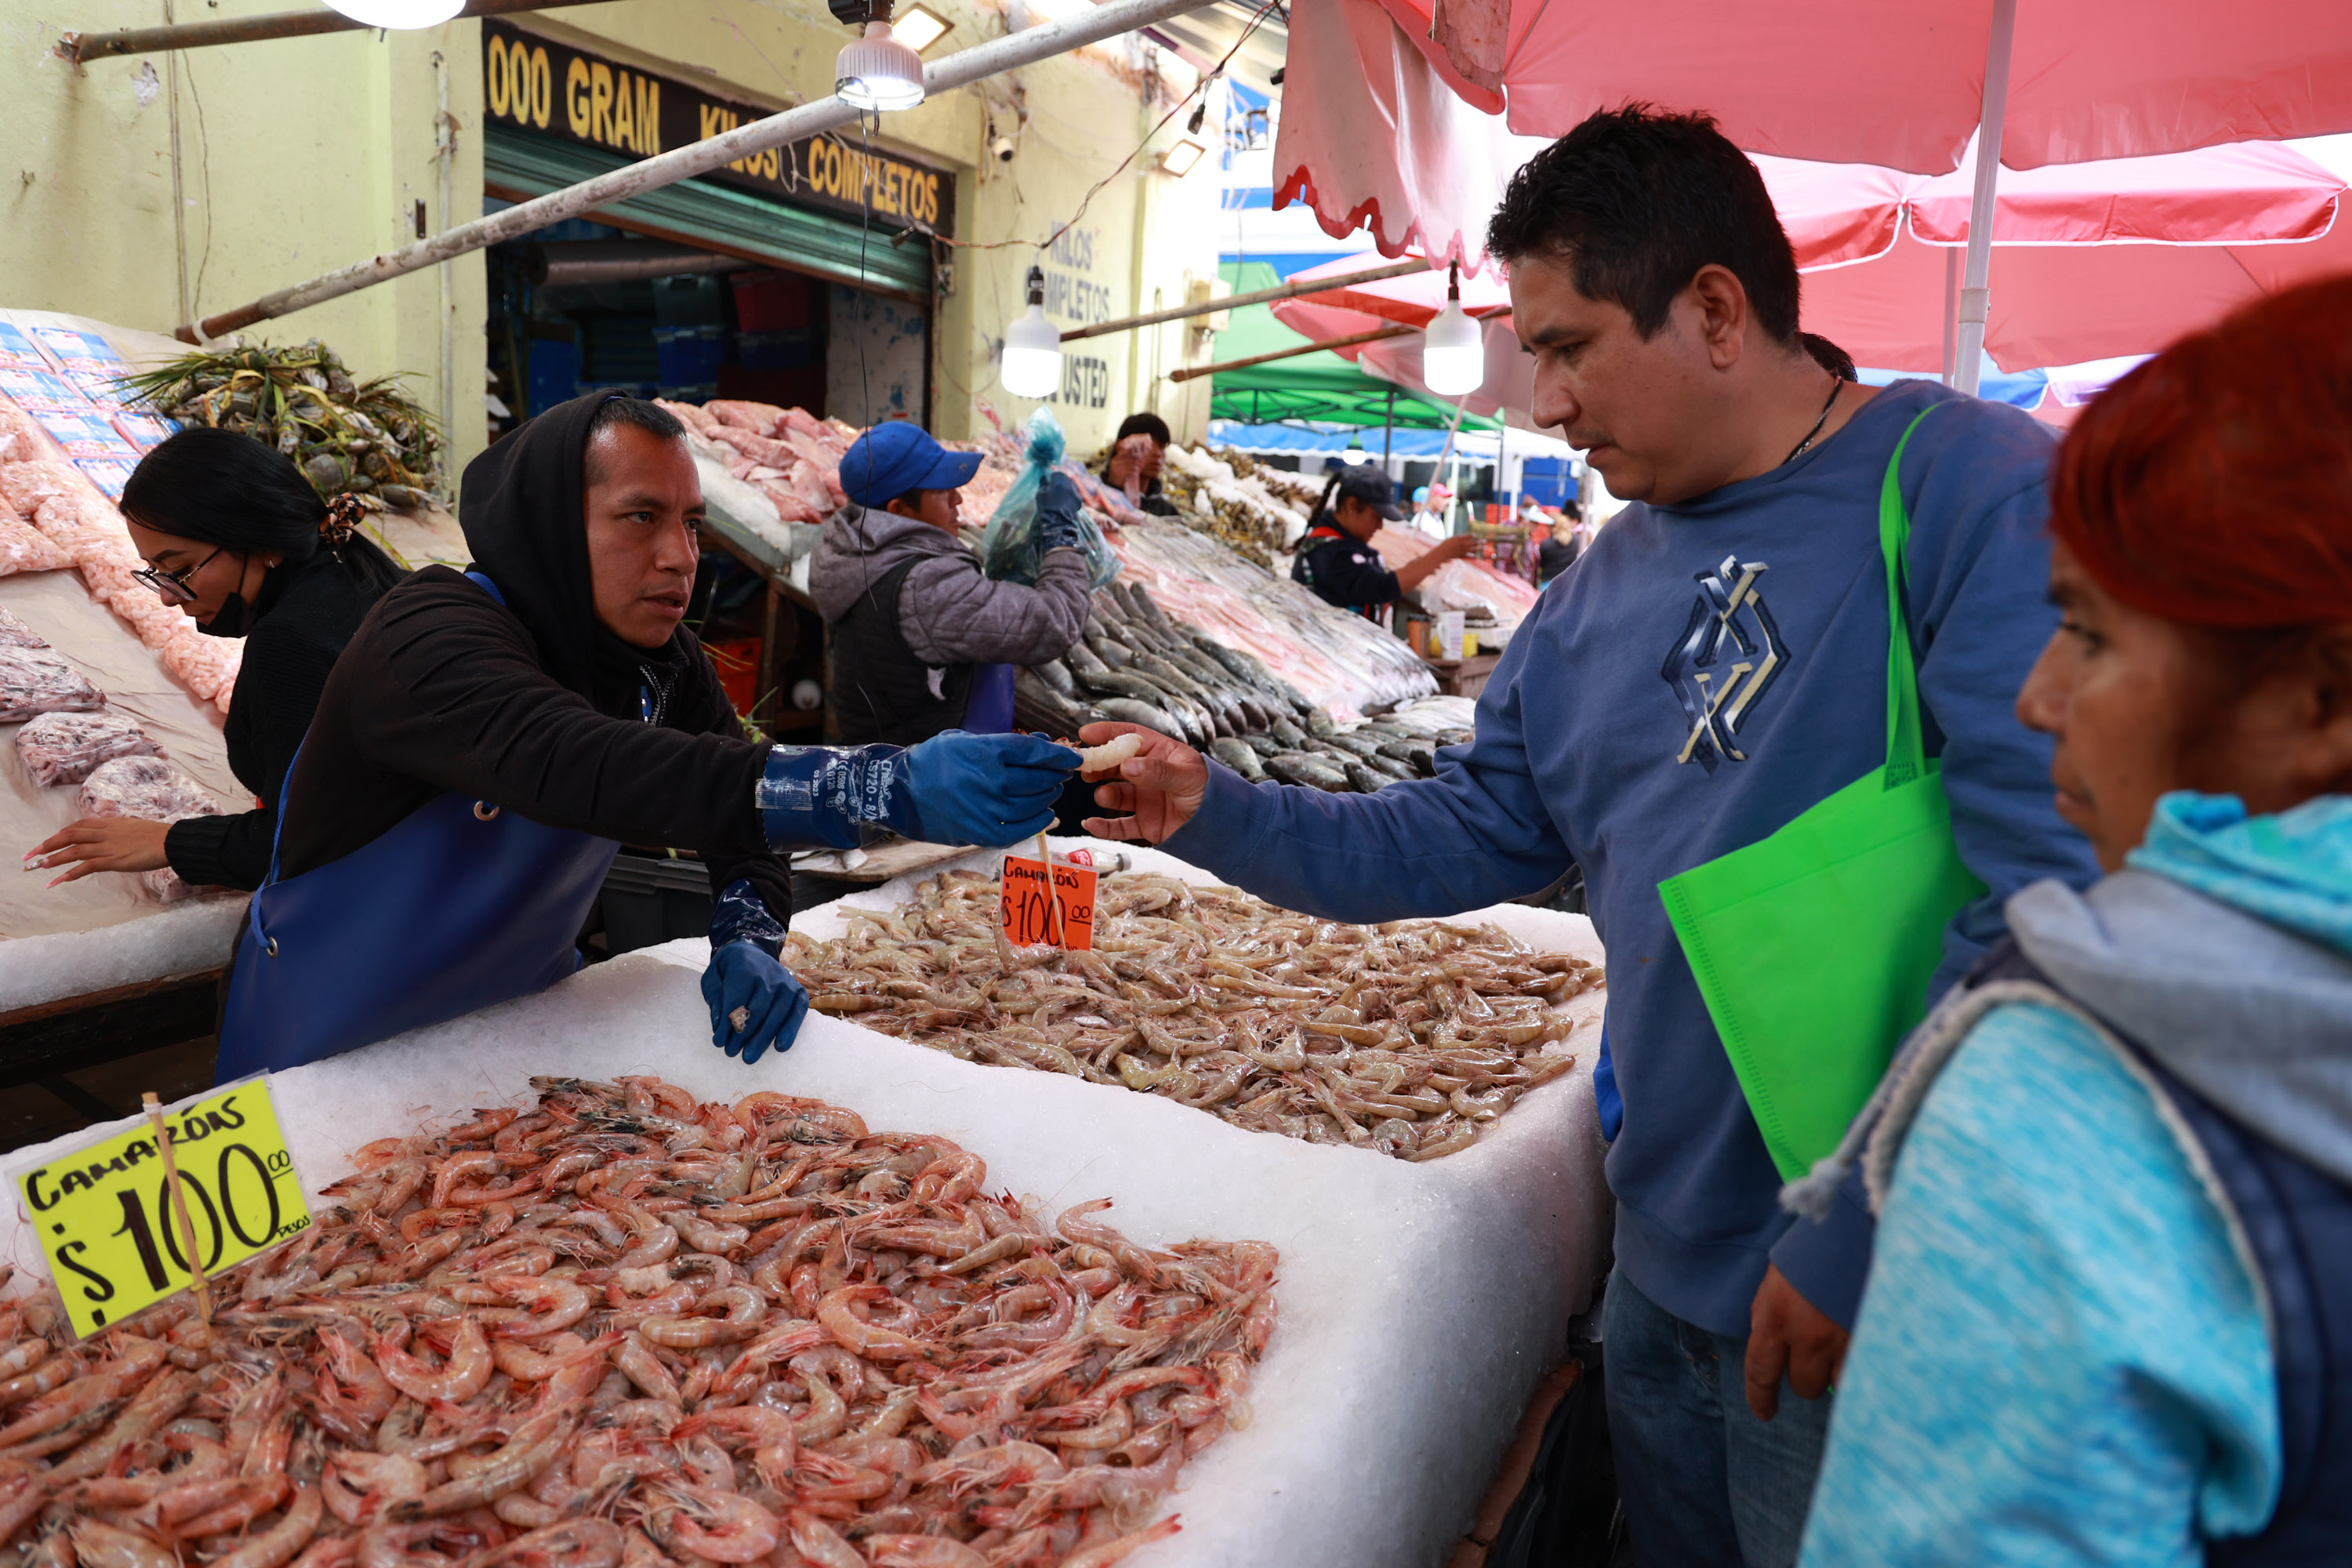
top-left (1, 2), bottom-right (485, 488)
top-left (0, 0), bottom-right (1221, 491)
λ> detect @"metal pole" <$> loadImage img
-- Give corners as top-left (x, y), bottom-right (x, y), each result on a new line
top-left (174, 0), bottom-right (1218, 343)
top-left (1382, 385), bottom-right (1393, 464)
top-left (1941, 247), bottom-right (1958, 385)
top-left (1951, 0), bottom-right (2016, 398)
top-left (1060, 256), bottom-right (1431, 341)
top-left (1165, 322), bottom-right (1414, 381)
top-left (62, 0), bottom-right (615, 64)
top-left (434, 49), bottom-right (456, 493)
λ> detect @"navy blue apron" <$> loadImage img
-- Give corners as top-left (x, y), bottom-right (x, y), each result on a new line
top-left (964, 662), bottom-right (1016, 733)
top-left (212, 573), bottom-right (624, 1082)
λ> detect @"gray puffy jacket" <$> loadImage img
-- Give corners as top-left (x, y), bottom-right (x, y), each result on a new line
top-left (808, 506), bottom-right (1091, 666)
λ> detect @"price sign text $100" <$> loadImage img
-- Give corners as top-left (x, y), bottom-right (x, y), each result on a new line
top-left (13, 1080), bottom-right (310, 1338)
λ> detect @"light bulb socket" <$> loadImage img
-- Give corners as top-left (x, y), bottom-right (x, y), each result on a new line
top-left (324, 0), bottom-right (463, 25)
top-left (836, 20), bottom-right (925, 112)
top-left (1002, 285), bottom-right (1064, 398)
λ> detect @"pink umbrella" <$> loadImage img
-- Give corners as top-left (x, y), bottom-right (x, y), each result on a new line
top-left (1269, 141), bottom-right (2347, 373)
top-left (1357, 0), bottom-right (2352, 173)
top-left (1274, 0), bottom-right (2352, 392)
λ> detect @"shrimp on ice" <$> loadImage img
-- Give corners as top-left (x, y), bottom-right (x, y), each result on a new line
top-left (640, 1482), bottom-right (778, 1564)
top-left (372, 1316), bottom-right (491, 1404)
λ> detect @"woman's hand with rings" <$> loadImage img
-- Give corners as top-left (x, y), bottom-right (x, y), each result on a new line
top-left (26, 817), bottom-right (173, 886)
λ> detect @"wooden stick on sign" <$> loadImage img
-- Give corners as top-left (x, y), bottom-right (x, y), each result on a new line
top-left (143, 1091), bottom-right (212, 1323)
top-left (1035, 831), bottom-right (1067, 949)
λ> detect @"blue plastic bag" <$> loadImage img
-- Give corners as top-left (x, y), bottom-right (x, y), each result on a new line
top-left (981, 406), bottom-right (1121, 590)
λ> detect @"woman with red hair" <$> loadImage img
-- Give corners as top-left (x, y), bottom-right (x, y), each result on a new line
top-left (1795, 276), bottom-right (2352, 1566)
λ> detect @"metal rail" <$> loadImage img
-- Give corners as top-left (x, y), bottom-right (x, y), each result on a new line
top-left (1167, 323), bottom-right (1414, 381)
top-left (173, 0), bottom-right (1217, 342)
top-left (60, 0), bottom-right (610, 64)
top-left (1061, 256), bottom-right (1431, 341)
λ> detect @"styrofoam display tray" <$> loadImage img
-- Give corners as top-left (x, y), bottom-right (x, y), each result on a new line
top-left (1, 840), bottom-right (1610, 1568)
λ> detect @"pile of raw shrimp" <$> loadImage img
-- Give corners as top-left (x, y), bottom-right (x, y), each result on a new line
top-left (0, 1076), bottom-right (1276, 1568)
top-left (789, 872), bottom-right (1599, 1161)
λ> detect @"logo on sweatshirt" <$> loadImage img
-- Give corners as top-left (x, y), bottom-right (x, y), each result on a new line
top-left (1662, 555), bottom-right (1786, 773)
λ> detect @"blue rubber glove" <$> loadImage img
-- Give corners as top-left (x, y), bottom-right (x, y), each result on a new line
top-left (757, 743), bottom-right (913, 851)
top-left (755, 736), bottom-right (1078, 851)
top-left (702, 942), bottom-right (808, 1065)
top-left (1035, 470), bottom-right (1087, 554)
top-left (897, 730), bottom-right (1081, 847)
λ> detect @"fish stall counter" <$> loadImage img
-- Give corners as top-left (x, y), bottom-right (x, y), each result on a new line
top-left (0, 843), bottom-right (1613, 1568)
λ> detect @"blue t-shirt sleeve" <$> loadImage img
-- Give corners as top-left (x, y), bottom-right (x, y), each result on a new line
top-left (1161, 621), bottom-right (1573, 922)
top-left (1798, 1001), bottom-right (2278, 1568)
top-left (1901, 415), bottom-right (2102, 1000)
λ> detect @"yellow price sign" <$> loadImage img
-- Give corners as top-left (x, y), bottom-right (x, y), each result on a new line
top-left (12, 1078), bottom-right (310, 1339)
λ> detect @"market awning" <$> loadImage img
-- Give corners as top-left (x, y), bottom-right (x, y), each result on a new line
top-left (1210, 263), bottom-right (1499, 430)
top-left (1207, 419), bottom-right (1571, 459)
top-left (485, 127), bottom-right (931, 299)
top-left (1352, 0), bottom-right (2352, 173)
top-left (1261, 138), bottom-right (2352, 373)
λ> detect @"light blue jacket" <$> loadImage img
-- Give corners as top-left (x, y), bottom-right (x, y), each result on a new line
top-left (1798, 792), bottom-right (2352, 1566)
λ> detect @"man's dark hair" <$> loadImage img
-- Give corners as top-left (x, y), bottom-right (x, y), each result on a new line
top-left (1114, 412), bottom-right (1172, 446)
top-left (584, 395), bottom-right (687, 484)
top-left (1486, 105), bottom-right (1801, 344)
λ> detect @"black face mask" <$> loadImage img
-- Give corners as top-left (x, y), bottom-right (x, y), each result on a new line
top-left (198, 589), bottom-right (257, 639)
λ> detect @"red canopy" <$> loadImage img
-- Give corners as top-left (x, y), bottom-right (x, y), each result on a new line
top-left (1270, 140), bottom-right (2349, 372)
top-left (1352, 0), bottom-right (2352, 173)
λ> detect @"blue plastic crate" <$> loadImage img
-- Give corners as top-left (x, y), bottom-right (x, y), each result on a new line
top-left (654, 325), bottom-right (724, 386)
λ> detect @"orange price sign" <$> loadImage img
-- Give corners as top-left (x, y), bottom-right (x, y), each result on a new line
top-left (1000, 848), bottom-right (1098, 950)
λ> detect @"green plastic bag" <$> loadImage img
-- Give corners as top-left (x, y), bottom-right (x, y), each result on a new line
top-left (1658, 406), bottom-right (1986, 1182)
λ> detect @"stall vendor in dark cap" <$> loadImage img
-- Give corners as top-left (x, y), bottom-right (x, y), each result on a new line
top-left (1292, 463), bottom-right (1478, 618)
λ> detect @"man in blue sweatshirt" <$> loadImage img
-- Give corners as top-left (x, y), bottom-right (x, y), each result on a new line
top-left (1081, 108), bottom-right (2097, 1566)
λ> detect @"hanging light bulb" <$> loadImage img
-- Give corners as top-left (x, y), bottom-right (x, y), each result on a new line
top-left (1001, 266), bottom-right (1063, 398)
top-left (1421, 260), bottom-right (1485, 397)
top-left (325, 0), bottom-right (462, 26)
top-left (835, 11), bottom-right (926, 112)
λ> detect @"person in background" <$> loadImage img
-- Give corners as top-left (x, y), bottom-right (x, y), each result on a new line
top-left (1410, 480), bottom-right (1455, 539)
top-left (202, 394), bottom-right (1074, 1083)
top-left (1537, 498), bottom-right (1586, 586)
top-left (1080, 107), bottom-right (2096, 1568)
top-left (1797, 278), bottom-right (2352, 1568)
top-left (1294, 465), bottom-right (1476, 619)
top-left (1100, 412), bottom-right (1178, 517)
top-left (811, 421), bottom-right (1092, 746)
top-left (29, 428), bottom-right (405, 891)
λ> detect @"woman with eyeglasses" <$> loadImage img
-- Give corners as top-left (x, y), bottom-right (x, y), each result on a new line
top-left (27, 426), bottom-right (405, 892)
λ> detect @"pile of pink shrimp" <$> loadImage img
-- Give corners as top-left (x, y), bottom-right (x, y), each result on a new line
top-left (0, 1076), bottom-right (1276, 1568)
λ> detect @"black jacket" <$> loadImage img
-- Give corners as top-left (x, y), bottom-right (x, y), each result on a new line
top-left (275, 392), bottom-right (790, 920)
top-left (164, 552), bottom-right (380, 890)
top-left (275, 566), bottom-right (789, 917)
top-left (1290, 521), bottom-right (1401, 613)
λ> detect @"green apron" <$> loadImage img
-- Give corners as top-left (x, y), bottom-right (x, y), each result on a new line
top-left (1658, 405), bottom-right (1986, 1182)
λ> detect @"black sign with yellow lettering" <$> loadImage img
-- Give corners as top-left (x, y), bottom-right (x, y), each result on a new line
top-left (482, 20), bottom-right (953, 233)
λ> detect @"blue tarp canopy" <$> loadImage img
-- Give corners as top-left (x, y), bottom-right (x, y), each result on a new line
top-left (1207, 421), bottom-right (1504, 458)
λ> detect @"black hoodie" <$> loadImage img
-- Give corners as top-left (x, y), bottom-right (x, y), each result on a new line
top-left (272, 394), bottom-right (788, 920)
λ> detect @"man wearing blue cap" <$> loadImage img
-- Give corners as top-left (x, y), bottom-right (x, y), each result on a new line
top-left (1294, 463), bottom-right (1478, 620)
top-left (811, 420), bottom-right (1092, 745)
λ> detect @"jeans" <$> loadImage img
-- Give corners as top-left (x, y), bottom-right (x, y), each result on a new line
top-left (1602, 1266), bottom-right (1833, 1568)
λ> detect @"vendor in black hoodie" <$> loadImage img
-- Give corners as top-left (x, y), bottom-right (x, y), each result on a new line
top-left (210, 393), bottom-right (1080, 1083)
